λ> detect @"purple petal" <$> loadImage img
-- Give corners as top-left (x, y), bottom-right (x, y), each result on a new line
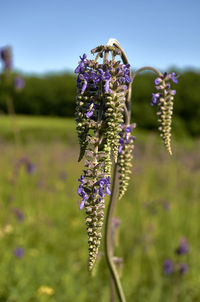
top-left (77, 185), bottom-right (83, 195)
top-left (118, 145), bottom-right (123, 153)
top-left (106, 186), bottom-right (111, 195)
top-left (86, 110), bottom-right (94, 118)
top-left (170, 90), bottom-right (176, 95)
top-left (81, 81), bottom-right (87, 93)
top-left (154, 78), bottom-right (162, 85)
top-left (79, 199), bottom-right (85, 210)
top-left (104, 80), bottom-right (110, 93)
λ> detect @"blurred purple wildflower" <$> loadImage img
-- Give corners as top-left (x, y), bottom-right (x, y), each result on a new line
top-left (16, 156), bottom-right (36, 175)
top-left (26, 161), bottom-right (36, 174)
top-left (13, 208), bottom-right (24, 222)
top-left (14, 247), bottom-right (24, 258)
top-left (14, 76), bottom-right (25, 90)
top-left (175, 237), bottom-right (189, 255)
top-left (163, 259), bottom-right (174, 275)
top-left (179, 263), bottom-right (188, 275)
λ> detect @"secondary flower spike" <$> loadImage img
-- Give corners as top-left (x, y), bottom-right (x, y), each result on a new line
top-left (152, 72), bottom-right (178, 155)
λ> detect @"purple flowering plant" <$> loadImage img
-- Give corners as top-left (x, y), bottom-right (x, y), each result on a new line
top-left (0, 46), bottom-right (25, 92)
top-left (163, 237), bottom-right (189, 276)
top-left (75, 38), bottom-right (178, 301)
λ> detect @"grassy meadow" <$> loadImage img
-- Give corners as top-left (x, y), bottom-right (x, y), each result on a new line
top-left (0, 115), bottom-right (200, 302)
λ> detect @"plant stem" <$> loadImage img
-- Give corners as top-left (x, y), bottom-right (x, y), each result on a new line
top-left (105, 164), bottom-right (126, 302)
top-left (132, 66), bottom-right (163, 81)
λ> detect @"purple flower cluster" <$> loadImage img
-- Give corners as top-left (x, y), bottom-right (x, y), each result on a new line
top-left (163, 237), bottom-right (189, 276)
top-left (118, 123), bottom-right (136, 154)
top-left (75, 54), bottom-right (132, 95)
top-left (151, 72), bottom-right (178, 106)
top-left (98, 176), bottom-right (111, 197)
top-left (77, 175), bottom-right (111, 210)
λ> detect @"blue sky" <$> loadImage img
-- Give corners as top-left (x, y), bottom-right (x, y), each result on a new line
top-left (1, 0), bottom-right (200, 73)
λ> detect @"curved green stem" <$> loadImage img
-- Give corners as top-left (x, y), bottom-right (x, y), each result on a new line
top-left (132, 66), bottom-right (163, 81)
top-left (105, 164), bottom-right (126, 302)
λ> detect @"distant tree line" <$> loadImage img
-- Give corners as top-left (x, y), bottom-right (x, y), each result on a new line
top-left (0, 70), bottom-right (199, 136)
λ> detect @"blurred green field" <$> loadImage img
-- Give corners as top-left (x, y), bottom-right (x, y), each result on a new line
top-left (0, 116), bottom-right (200, 302)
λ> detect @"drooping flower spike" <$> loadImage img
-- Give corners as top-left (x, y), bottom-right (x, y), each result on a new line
top-left (151, 72), bottom-right (178, 155)
top-left (75, 45), bottom-right (132, 271)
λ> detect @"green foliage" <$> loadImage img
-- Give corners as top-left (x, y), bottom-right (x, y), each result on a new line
top-left (0, 117), bottom-right (199, 301)
top-left (0, 70), bottom-right (200, 136)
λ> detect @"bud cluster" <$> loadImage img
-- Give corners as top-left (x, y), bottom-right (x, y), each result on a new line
top-left (75, 46), bottom-right (132, 270)
top-left (118, 123), bottom-right (136, 199)
top-left (151, 72), bottom-right (178, 155)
